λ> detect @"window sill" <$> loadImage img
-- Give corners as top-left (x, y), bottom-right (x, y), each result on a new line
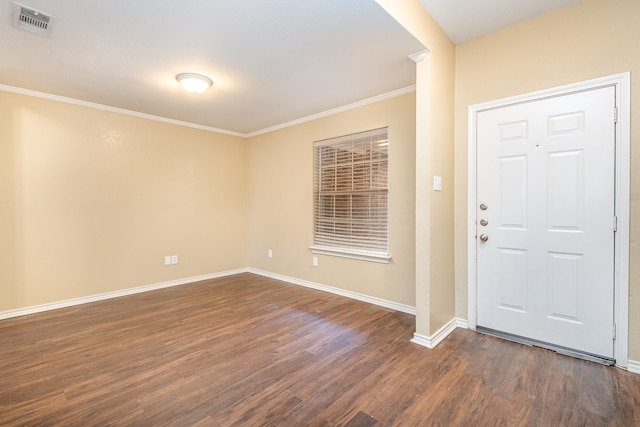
top-left (310, 246), bottom-right (391, 264)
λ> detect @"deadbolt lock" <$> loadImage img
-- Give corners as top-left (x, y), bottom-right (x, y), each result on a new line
top-left (479, 203), bottom-right (488, 210)
top-left (480, 219), bottom-right (488, 226)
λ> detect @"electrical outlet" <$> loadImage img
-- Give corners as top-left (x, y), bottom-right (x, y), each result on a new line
top-left (268, 249), bottom-right (273, 258)
top-left (171, 255), bottom-right (178, 265)
top-left (164, 256), bottom-right (172, 266)
top-left (312, 257), bottom-right (318, 267)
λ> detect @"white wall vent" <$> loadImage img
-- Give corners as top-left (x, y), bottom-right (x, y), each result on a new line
top-left (12, 2), bottom-right (56, 37)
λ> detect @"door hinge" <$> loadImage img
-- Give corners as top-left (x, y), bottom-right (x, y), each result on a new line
top-left (614, 107), bottom-right (618, 123)
top-left (612, 323), bottom-right (617, 340)
top-left (613, 215), bottom-right (618, 232)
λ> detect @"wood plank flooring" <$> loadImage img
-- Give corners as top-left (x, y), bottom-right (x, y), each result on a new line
top-left (1, 273), bottom-right (638, 426)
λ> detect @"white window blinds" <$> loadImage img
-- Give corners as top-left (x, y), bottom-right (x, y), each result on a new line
top-left (312, 127), bottom-right (389, 262)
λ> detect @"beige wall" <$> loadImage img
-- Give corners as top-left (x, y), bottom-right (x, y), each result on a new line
top-left (0, 91), bottom-right (248, 311)
top-left (454, 0), bottom-right (640, 359)
top-left (247, 93), bottom-right (417, 306)
top-left (0, 89), bottom-right (417, 313)
top-left (377, 0), bottom-right (456, 336)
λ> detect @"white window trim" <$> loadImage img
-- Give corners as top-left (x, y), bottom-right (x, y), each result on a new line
top-left (310, 245), bottom-right (391, 264)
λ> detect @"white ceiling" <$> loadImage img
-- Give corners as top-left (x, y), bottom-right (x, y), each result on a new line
top-left (1, 1), bottom-right (580, 136)
top-left (0, 0), bottom-right (424, 135)
top-left (418, 0), bottom-right (580, 44)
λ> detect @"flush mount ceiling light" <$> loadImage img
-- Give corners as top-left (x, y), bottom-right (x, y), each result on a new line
top-left (176, 73), bottom-right (213, 94)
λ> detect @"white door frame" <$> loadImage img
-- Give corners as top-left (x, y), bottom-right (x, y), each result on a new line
top-left (467, 73), bottom-right (630, 368)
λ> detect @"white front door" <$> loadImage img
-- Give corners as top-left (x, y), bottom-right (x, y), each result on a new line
top-left (475, 86), bottom-right (616, 359)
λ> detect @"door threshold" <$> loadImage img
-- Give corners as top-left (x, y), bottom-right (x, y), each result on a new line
top-left (476, 326), bottom-right (615, 366)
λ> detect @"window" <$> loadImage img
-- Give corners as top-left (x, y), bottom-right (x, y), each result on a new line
top-left (311, 127), bottom-right (390, 263)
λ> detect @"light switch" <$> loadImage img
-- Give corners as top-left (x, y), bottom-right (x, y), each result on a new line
top-left (433, 176), bottom-right (442, 191)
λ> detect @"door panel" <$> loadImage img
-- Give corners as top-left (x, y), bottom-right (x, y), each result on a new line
top-left (499, 156), bottom-right (527, 228)
top-left (548, 150), bottom-right (583, 230)
top-left (476, 86), bottom-right (615, 359)
top-left (498, 248), bottom-right (527, 311)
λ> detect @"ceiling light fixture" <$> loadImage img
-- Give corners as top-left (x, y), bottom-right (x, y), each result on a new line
top-left (176, 73), bottom-right (213, 94)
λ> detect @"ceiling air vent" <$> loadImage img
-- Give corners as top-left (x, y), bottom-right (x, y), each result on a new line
top-left (12, 2), bottom-right (56, 37)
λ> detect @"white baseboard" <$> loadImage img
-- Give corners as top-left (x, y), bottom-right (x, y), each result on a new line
top-left (0, 268), bottom-right (248, 320)
top-left (248, 268), bottom-right (416, 315)
top-left (628, 359), bottom-right (640, 375)
top-left (410, 317), bottom-right (462, 349)
top-left (1, 267), bottom-right (416, 321)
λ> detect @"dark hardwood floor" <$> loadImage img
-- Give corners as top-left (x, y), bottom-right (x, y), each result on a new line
top-left (1, 273), bottom-right (638, 426)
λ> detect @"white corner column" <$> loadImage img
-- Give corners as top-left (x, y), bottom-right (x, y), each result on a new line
top-left (408, 50), bottom-right (433, 345)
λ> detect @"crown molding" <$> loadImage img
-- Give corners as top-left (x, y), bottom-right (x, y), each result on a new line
top-left (245, 85), bottom-right (416, 138)
top-left (408, 49), bottom-right (429, 63)
top-left (0, 84), bottom-right (245, 137)
top-left (1, 83), bottom-right (416, 139)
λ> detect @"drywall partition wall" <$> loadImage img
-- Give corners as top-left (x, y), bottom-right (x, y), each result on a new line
top-left (454, 0), bottom-right (640, 360)
top-left (376, 0), bottom-right (456, 339)
top-left (246, 93), bottom-right (416, 308)
top-left (0, 90), bottom-right (248, 311)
